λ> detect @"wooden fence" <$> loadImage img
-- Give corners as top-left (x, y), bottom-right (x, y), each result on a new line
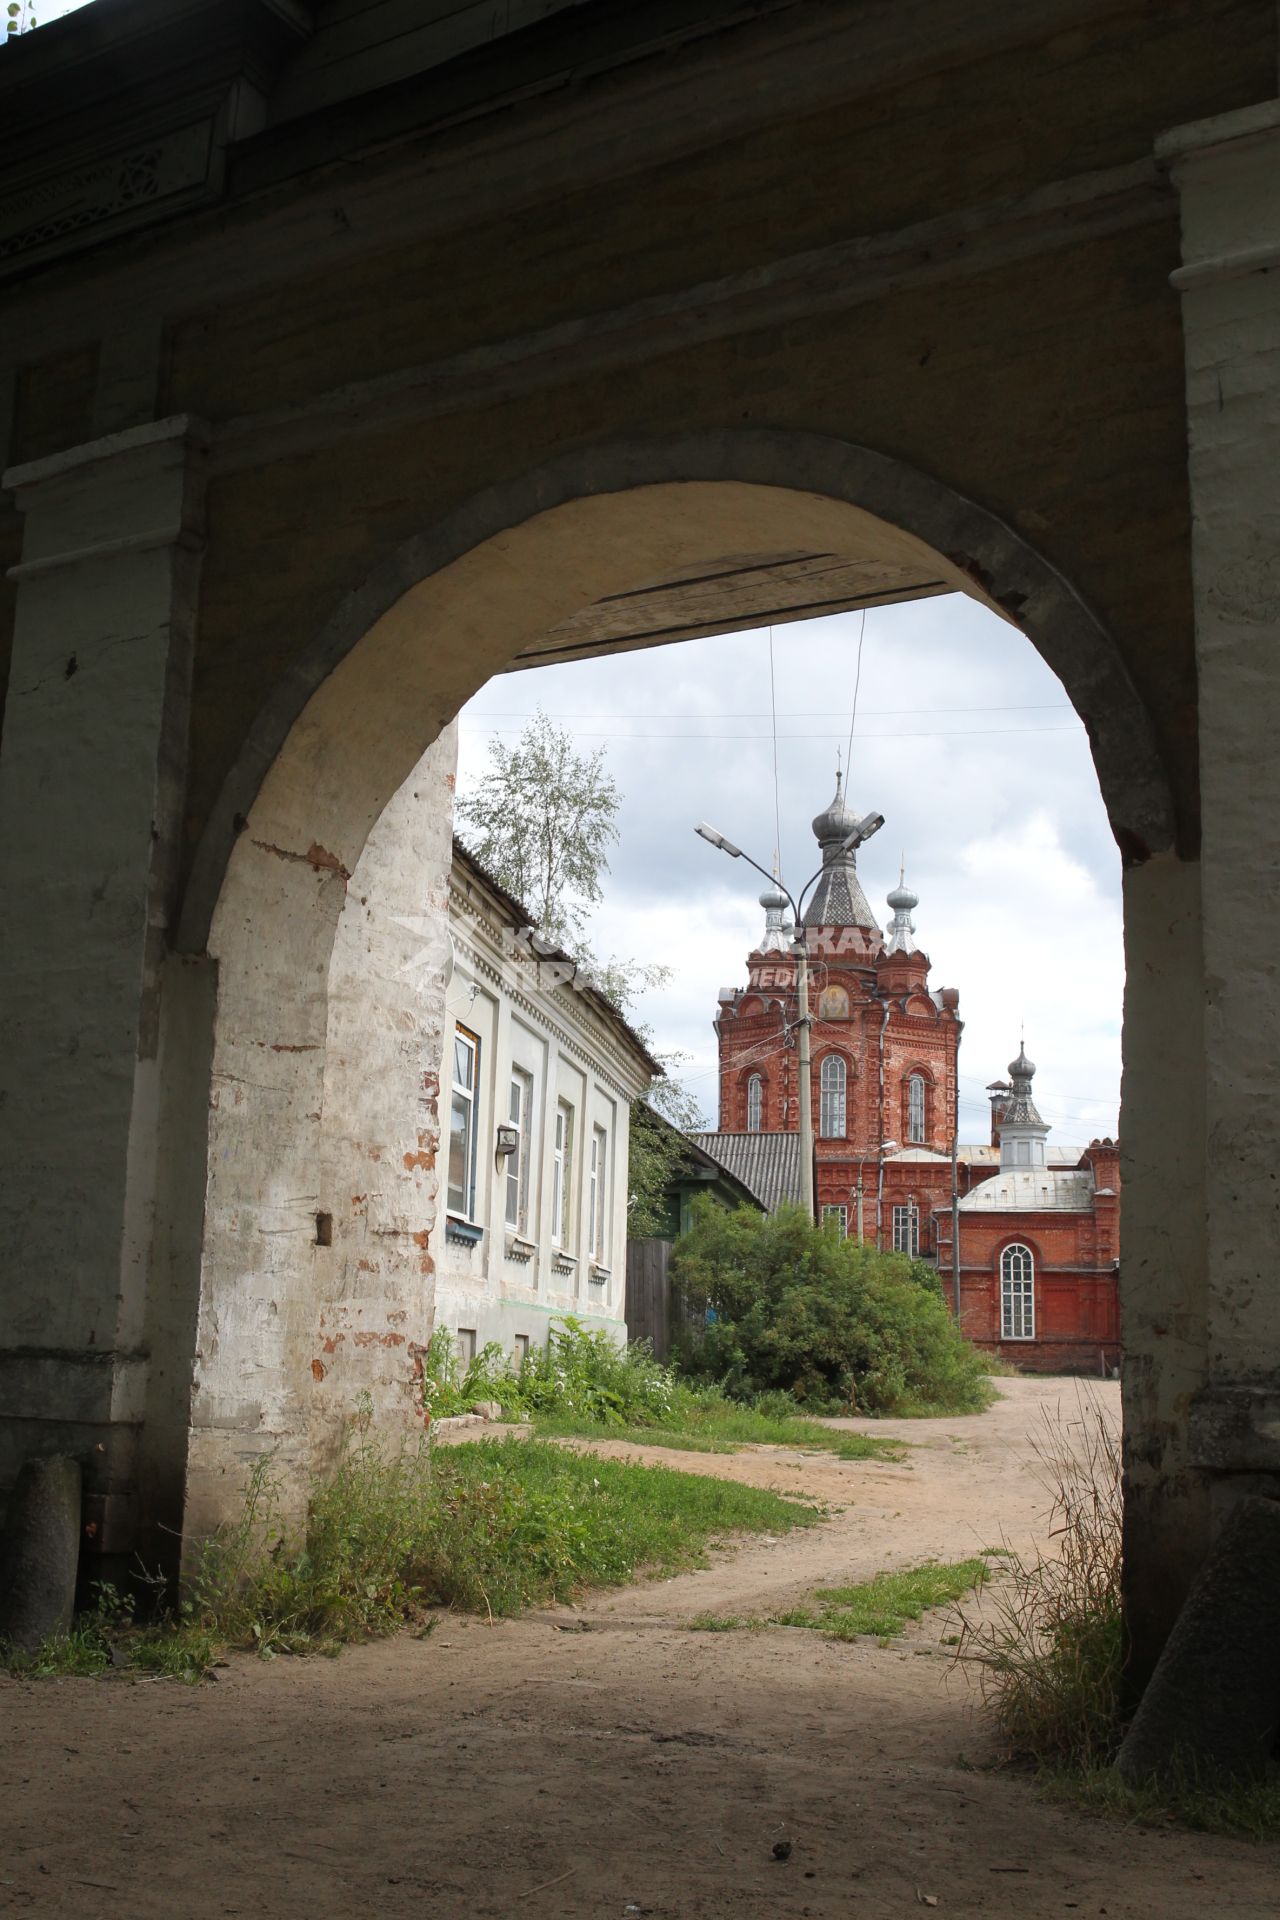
top-left (624, 1237), bottom-right (674, 1359)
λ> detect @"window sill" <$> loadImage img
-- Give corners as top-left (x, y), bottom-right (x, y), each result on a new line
top-left (588, 1264), bottom-right (610, 1287)
top-left (446, 1215), bottom-right (484, 1247)
top-left (505, 1233), bottom-right (536, 1263)
top-left (551, 1249), bottom-right (577, 1276)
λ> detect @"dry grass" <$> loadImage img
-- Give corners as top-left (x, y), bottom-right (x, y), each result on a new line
top-left (953, 1388), bottom-right (1123, 1769)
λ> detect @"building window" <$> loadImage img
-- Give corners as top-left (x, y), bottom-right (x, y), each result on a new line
top-left (505, 1067), bottom-right (533, 1233)
top-left (892, 1201), bottom-right (919, 1257)
top-left (746, 1074), bottom-right (763, 1132)
top-left (551, 1100), bottom-right (574, 1248)
top-left (1001, 1244), bottom-right (1035, 1340)
top-left (448, 1025), bottom-right (479, 1218)
top-left (819, 1054), bottom-right (847, 1137)
top-left (822, 1204), bottom-right (849, 1236)
top-left (907, 1073), bottom-right (926, 1145)
top-left (589, 1125), bottom-right (608, 1264)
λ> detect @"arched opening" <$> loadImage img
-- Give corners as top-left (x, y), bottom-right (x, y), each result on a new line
top-left (169, 435), bottom-right (1172, 1543)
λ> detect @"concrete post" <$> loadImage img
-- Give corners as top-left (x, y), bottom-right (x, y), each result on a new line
top-left (0, 416), bottom-right (207, 1563)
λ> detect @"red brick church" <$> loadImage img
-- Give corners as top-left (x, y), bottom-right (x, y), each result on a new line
top-left (699, 776), bottom-right (1120, 1373)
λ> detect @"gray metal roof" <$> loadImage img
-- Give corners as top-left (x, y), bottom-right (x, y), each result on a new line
top-left (959, 1168), bottom-right (1095, 1213)
top-left (689, 1132), bottom-right (804, 1212)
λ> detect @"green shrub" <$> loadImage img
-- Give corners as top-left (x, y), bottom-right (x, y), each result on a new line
top-left (670, 1199), bottom-right (993, 1415)
top-left (422, 1317), bottom-right (676, 1428)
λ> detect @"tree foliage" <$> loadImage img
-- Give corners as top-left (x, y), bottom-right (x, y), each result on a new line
top-left (457, 710), bottom-right (704, 1227)
top-left (6, 3), bottom-right (38, 41)
top-left (456, 707), bottom-right (621, 949)
top-left (670, 1199), bottom-right (993, 1415)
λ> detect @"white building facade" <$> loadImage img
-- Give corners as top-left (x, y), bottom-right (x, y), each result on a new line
top-left (436, 844), bottom-right (657, 1363)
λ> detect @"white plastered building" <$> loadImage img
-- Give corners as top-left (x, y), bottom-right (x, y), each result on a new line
top-left (436, 842), bottom-right (658, 1363)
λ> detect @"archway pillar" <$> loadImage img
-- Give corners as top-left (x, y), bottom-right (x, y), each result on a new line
top-left (1154, 102), bottom-right (1280, 1594)
top-left (0, 415), bottom-right (207, 1565)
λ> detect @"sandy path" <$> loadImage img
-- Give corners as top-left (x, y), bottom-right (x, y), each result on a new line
top-left (1, 1378), bottom-right (1273, 1920)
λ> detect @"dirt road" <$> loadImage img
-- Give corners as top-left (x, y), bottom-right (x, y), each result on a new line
top-left (1, 1379), bottom-right (1272, 1919)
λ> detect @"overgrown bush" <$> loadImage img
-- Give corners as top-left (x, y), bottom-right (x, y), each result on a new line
top-left (954, 1390), bottom-right (1123, 1768)
top-left (670, 1200), bottom-right (993, 1415)
top-left (422, 1317), bottom-right (676, 1427)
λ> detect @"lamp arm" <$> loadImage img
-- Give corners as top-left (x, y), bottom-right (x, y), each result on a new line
top-left (732, 845), bottom-right (801, 928)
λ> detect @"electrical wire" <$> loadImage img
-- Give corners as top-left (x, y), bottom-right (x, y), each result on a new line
top-left (459, 723), bottom-right (1081, 742)
top-left (845, 606), bottom-right (867, 784)
top-left (768, 625), bottom-right (783, 882)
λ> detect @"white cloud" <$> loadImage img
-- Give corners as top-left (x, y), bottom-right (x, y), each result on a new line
top-left (458, 594), bottom-right (1123, 1146)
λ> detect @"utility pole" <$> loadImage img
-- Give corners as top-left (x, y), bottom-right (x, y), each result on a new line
top-left (794, 927), bottom-right (815, 1220)
top-left (695, 805), bottom-right (884, 1231)
top-left (950, 1132), bottom-right (961, 1317)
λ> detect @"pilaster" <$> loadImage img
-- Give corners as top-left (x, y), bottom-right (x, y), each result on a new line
top-left (0, 415), bottom-right (207, 1552)
top-left (1157, 103), bottom-right (1280, 1482)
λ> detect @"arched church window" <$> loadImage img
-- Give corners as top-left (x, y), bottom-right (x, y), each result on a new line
top-left (1000, 1244), bottom-right (1035, 1340)
top-left (907, 1073), bottom-right (926, 1145)
top-left (747, 1074), bottom-right (763, 1133)
top-left (819, 1054), bottom-right (847, 1137)
top-left (818, 984), bottom-right (849, 1021)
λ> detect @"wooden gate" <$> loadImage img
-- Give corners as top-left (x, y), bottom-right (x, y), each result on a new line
top-left (625, 1238), bottom-right (673, 1360)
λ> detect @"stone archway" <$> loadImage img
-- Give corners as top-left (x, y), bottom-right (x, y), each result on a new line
top-left (164, 434), bottom-right (1179, 1592)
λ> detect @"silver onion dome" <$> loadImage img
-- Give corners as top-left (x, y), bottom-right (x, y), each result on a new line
top-left (1009, 1043), bottom-right (1036, 1080)
top-left (810, 773), bottom-right (857, 848)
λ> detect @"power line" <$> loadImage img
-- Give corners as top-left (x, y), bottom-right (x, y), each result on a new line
top-left (767, 626), bottom-right (783, 881)
top-left (467, 702), bottom-right (1074, 719)
top-left (459, 723), bottom-right (1081, 742)
top-left (844, 606), bottom-right (867, 782)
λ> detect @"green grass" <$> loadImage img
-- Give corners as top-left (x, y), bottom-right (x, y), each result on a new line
top-left (798, 1559), bottom-right (991, 1640)
top-left (1046, 1759), bottom-right (1280, 1845)
top-left (690, 1556), bottom-right (991, 1643)
top-left (415, 1437), bottom-right (819, 1616)
top-left (3, 1431), bottom-right (818, 1682)
top-left (532, 1399), bottom-right (904, 1462)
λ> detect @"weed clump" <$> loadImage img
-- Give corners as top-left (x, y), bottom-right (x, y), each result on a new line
top-left (954, 1392), bottom-right (1123, 1771)
top-left (422, 1317), bottom-right (675, 1428)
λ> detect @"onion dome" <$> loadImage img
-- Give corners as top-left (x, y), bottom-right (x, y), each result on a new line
top-left (801, 772), bottom-right (881, 932)
top-left (756, 876), bottom-right (791, 954)
top-left (997, 1035), bottom-right (1049, 1165)
top-left (884, 861), bottom-right (919, 955)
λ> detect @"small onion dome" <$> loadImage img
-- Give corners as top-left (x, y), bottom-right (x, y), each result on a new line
top-left (811, 774), bottom-right (856, 846)
top-left (886, 878), bottom-right (918, 914)
top-left (1009, 1043), bottom-right (1036, 1079)
top-left (758, 880), bottom-right (788, 912)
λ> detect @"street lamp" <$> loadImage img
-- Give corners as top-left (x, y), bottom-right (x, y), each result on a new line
top-left (695, 810), bottom-right (884, 1221)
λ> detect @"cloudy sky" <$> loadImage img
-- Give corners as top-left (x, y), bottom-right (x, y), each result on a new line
top-left (458, 594), bottom-right (1124, 1146)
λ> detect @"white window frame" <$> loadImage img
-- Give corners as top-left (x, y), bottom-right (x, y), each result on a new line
top-left (822, 1203), bottom-right (849, 1236)
top-left (819, 1054), bottom-right (847, 1138)
top-left (746, 1074), bottom-right (763, 1133)
top-left (448, 1024), bottom-right (480, 1219)
top-left (1001, 1243), bottom-right (1036, 1340)
top-left (892, 1201), bottom-right (920, 1257)
top-left (907, 1073), bottom-right (926, 1145)
top-left (589, 1124), bottom-right (608, 1265)
top-left (505, 1066), bottom-right (533, 1233)
top-left (551, 1099), bottom-right (574, 1249)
